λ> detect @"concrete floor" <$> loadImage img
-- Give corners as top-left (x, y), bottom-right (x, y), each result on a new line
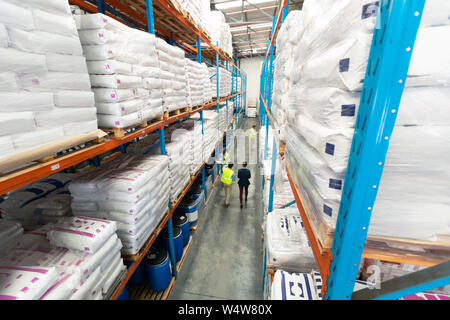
top-left (169, 117), bottom-right (263, 300)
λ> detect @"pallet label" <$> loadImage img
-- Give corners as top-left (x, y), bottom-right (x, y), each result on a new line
top-left (51, 164), bottom-right (60, 171)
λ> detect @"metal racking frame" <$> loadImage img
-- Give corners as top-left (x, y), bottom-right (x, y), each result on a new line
top-left (258, 0), bottom-right (449, 300)
top-left (0, 0), bottom-right (247, 300)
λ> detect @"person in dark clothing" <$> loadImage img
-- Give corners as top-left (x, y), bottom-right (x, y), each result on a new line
top-left (237, 162), bottom-right (251, 209)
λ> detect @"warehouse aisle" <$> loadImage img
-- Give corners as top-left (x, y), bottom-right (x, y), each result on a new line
top-left (169, 117), bottom-right (263, 300)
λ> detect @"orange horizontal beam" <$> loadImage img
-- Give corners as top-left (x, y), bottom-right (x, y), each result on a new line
top-left (0, 143), bottom-right (106, 196)
top-left (286, 165), bottom-right (333, 297)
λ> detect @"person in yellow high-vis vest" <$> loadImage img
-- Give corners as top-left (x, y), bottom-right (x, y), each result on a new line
top-left (221, 164), bottom-right (235, 208)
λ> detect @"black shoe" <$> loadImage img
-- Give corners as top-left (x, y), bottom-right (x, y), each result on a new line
top-left (245, 198), bottom-right (248, 203)
top-left (240, 204), bottom-right (243, 209)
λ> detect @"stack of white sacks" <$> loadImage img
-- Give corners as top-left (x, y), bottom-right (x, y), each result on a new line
top-left (147, 126), bottom-right (190, 201)
top-left (157, 38), bottom-right (186, 113)
top-left (68, 154), bottom-right (170, 255)
top-left (207, 10), bottom-right (233, 58)
top-left (191, 110), bottom-right (219, 162)
top-left (201, 62), bottom-right (214, 103)
top-left (0, 220), bottom-right (23, 254)
top-left (175, 0), bottom-right (211, 38)
top-left (218, 102), bottom-right (227, 134)
top-left (0, 217), bottom-right (124, 300)
top-left (185, 58), bottom-right (204, 107)
top-left (282, 0), bottom-right (450, 244)
top-left (74, 13), bottom-right (162, 129)
top-left (271, 11), bottom-right (303, 142)
top-left (0, 0), bottom-right (98, 163)
top-left (265, 206), bottom-right (316, 273)
top-left (233, 75), bottom-right (242, 93)
top-left (0, 173), bottom-right (76, 230)
top-left (175, 120), bottom-right (203, 175)
top-left (209, 67), bottom-right (232, 98)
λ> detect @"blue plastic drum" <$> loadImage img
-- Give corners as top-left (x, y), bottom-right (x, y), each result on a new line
top-left (146, 247), bottom-right (172, 292)
top-left (116, 286), bottom-right (130, 300)
top-left (124, 259), bottom-right (147, 286)
top-left (162, 226), bottom-right (184, 262)
top-left (173, 212), bottom-right (190, 247)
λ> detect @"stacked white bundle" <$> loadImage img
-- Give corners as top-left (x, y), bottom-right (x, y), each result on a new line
top-left (271, 11), bottom-right (303, 139)
top-left (207, 11), bottom-right (233, 58)
top-left (175, 120), bottom-right (203, 175)
top-left (265, 208), bottom-right (316, 272)
top-left (218, 102), bottom-right (227, 135)
top-left (146, 127), bottom-right (190, 201)
top-left (258, 125), bottom-right (275, 163)
top-left (169, 45), bottom-right (187, 111)
top-left (233, 76), bottom-right (242, 93)
top-left (0, 0), bottom-right (98, 162)
top-left (0, 220), bottom-right (124, 300)
top-left (0, 220), bottom-right (23, 254)
top-left (75, 13), bottom-right (161, 129)
top-left (209, 67), bottom-right (232, 98)
top-left (185, 58), bottom-right (204, 107)
top-left (176, 0), bottom-right (211, 38)
top-left (68, 154), bottom-right (170, 255)
top-left (191, 110), bottom-right (219, 162)
top-left (0, 173), bottom-right (76, 230)
top-left (200, 62), bottom-right (214, 103)
top-left (283, 0), bottom-right (450, 242)
top-left (157, 38), bottom-right (186, 112)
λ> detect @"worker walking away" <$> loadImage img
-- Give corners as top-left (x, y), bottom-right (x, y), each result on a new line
top-left (237, 162), bottom-right (251, 210)
top-left (221, 164), bottom-right (235, 208)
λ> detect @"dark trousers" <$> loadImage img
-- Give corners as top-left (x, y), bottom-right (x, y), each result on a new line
top-left (239, 185), bottom-right (248, 204)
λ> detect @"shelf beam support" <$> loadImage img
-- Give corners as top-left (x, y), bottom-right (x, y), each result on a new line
top-left (325, 0), bottom-right (426, 300)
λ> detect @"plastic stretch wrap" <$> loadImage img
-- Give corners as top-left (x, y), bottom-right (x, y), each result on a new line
top-left (32, 8), bottom-right (78, 36)
top-left (7, 27), bottom-right (83, 56)
top-left (53, 90), bottom-right (95, 108)
top-left (408, 25), bottom-right (450, 80)
top-left (34, 108), bottom-right (97, 128)
top-left (45, 53), bottom-right (88, 73)
top-left (19, 72), bottom-right (91, 91)
top-left (63, 120), bottom-right (98, 137)
top-left (421, 0), bottom-right (450, 27)
top-left (0, 112), bottom-right (36, 136)
top-left (46, 216), bottom-right (117, 254)
top-left (12, 127), bottom-right (64, 152)
top-left (0, 0), bottom-right (35, 31)
top-left (266, 208), bottom-right (316, 271)
top-left (0, 47), bottom-right (47, 74)
top-left (29, 0), bottom-right (72, 15)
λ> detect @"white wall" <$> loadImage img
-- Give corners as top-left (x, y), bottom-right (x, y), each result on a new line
top-left (239, 56), bottom-right (263, 109)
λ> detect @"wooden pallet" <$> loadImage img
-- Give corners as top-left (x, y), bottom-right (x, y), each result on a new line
top-left (0, 130), bottom-right (105, 176)
top-left (101, 118), bottom-right (162, 140)
top-left (163, 107), bottom-right (190, 120)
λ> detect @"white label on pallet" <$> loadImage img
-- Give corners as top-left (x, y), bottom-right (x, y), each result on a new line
top-left (51, 164), bottom-right (60, 171)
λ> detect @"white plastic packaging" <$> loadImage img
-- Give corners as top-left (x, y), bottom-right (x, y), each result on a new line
top-left (46, 216), bottom-right (117, 254)
top-left (0, 266), bottom-right (58, 300)
top-left (86, 60), bottom-right (132, 75)
top-left (89, 74), bottom-right (142, 89)
top-left (45, 53), bottom-right (88, 73)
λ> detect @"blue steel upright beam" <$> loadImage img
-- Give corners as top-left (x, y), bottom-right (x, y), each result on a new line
top-left (145, 0), bottom-right (155, 34)
top-left (325, 0), bottom-right (426, 300)
top-left (96, 0), bottom-right (105, 13)
top-left (157, 127), bottom-right (176, 277)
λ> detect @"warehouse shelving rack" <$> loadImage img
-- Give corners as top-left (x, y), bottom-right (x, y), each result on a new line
top-left (258, 0), bottom-right (449, 300)
top-left (0, 0), bottom-right (247, 300)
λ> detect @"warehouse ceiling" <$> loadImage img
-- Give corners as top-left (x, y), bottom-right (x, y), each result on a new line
top-left (211, 0), bottom-right (304, 59)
